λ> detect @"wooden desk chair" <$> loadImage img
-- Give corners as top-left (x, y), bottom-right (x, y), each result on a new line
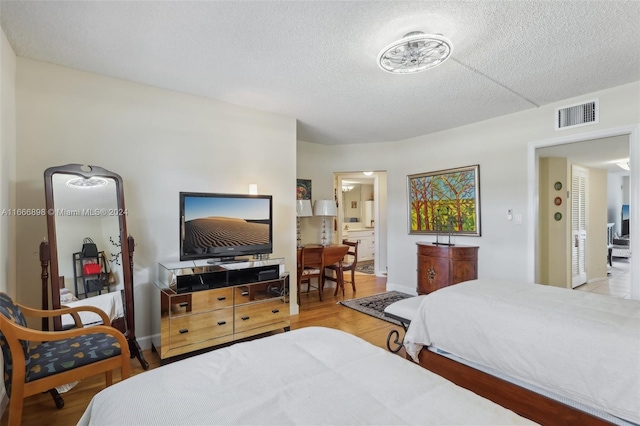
top-left (325, 240), bottom-right (358, 296)
top-left (0, 292), bottom-right (131, 426)
top-left (298, 246), bottom-right (325, 302)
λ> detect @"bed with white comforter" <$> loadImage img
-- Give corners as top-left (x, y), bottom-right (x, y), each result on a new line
top-left (404, 279), bottom-right (640, 425)
top-left (79, 326), bottom-right (535, 425)
top-left (60, 291), bottom-right (124, 328)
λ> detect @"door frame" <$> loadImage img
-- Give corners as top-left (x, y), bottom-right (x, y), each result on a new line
top-left (527, 124), bottom-right (639, 299)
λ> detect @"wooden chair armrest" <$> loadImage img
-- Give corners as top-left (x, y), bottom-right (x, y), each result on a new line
top-left (19, 303), bottom-right (110, 326)
top-left (0, 315), bottom-right (129, 351)
top-left (60, 304), bottom-right (83, 328)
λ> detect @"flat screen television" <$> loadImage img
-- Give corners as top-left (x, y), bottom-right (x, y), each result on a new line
top-left (622, 204), bottom-right (630, 236)
top-left (179, 192), bottom-right (273, 261)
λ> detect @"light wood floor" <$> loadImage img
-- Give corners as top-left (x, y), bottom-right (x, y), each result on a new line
top-left (3, 273), bottom-right (404, 426)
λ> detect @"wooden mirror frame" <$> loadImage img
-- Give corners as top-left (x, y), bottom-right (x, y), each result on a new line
top-left (43, 163), bottom-right (148, 369)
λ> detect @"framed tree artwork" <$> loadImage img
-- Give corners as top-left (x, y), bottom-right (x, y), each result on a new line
top-left (296, 179), bottom-right (312, 200)
top-left (407, 165), bottom-right (481, 236)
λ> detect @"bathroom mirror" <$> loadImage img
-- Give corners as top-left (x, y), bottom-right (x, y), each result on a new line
top-left (43, 164), bottom-right (148, 369)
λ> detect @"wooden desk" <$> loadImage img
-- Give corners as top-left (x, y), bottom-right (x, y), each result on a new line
top-left (297, 244), bottom-right (349, 301)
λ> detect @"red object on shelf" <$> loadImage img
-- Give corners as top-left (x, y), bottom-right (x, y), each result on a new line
top-left (83, 263), bottom-right (101, 275)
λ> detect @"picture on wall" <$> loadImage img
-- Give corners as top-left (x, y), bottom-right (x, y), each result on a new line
top-left (296, 179), bottom-right (312, 200)
top-left (407, 165), bottom-right (481, 236)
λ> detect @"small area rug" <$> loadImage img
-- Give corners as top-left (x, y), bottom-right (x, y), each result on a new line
top-left (355, 260), bottom-right (374, 274)
top-left (339, 291), bottom-right (414, 326)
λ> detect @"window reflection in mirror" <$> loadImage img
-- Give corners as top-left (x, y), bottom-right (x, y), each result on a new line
top-left (52, 173), bottom-right (124, 299)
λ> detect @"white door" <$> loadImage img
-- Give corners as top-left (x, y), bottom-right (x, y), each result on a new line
top-left (571, 165), bottom-right (588, 288)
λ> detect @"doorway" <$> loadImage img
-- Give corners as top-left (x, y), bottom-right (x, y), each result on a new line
top-left (334, 171), bottom-right (387, 277)
top-left (528, 125), bottom-right (639, 299)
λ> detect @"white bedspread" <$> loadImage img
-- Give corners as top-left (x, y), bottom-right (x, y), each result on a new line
top-left (79, 327), bottom-right (535, 425)
top-left (61, 291), bottom-right (124, 328)
top-left (404, 279), bottom-right (640, 424)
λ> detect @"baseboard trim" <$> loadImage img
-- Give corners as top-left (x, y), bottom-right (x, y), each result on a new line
top-left (135, 334), bottom-right (153, 351)
top-left (385, 282), bottom-right (417, 295)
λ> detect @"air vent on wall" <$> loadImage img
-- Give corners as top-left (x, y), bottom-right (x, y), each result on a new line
top-left (555, 99), bottom-right (599, 130)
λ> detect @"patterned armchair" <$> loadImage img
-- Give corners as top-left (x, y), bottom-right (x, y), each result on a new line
top-left (0, 292), bottom-right (130, 426)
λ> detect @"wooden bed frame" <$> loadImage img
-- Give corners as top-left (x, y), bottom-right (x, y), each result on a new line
top-left (415, 347), bottom-right (614, 426)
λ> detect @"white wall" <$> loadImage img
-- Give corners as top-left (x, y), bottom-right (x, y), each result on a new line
top-left (0, 28), bottom-right (16, 296)
top-left (296, 141), bottom-right (347, 246)
top-left (298, 82), bottom-right (640, 295)
top-left (623, 176), bottom-right (630, 205)
top-left (0, 26), bottom-right (17, 420)
top-left (587, 168), bottom-right (608, 282)
top-left (14, 58), bottom-right (298, 347)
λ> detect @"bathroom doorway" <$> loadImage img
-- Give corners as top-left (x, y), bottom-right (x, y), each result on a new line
top-left (334, 171), bottom-right (387, 277)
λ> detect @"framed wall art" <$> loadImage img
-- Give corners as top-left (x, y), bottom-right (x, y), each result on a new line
top-left (407, 165), bottom-right (481, 236)
top-left (296, 179), bottom-right (312, 200)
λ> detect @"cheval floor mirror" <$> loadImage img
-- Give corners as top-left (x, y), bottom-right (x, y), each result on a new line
top-left (39, 164), bottom-right (149, 405)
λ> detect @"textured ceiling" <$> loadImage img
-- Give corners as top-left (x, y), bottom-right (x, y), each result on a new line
top-left (1, 1), bottom-right (639, 146)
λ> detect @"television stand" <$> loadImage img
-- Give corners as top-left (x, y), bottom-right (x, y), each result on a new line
top-left (206, 256), bottom-right (249, 264)
top-left (152, 257), bottom-right (290, 362)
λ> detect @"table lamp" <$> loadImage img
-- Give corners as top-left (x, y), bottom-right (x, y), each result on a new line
top-left (296, 199), bottom-right (313, 247)
top-left (313, 200), bottom-right (337, 246)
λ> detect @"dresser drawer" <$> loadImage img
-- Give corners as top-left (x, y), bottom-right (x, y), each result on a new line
top-left (235, 281), bottom-right (287, 302)
top-left (234, 299), bottom-right (287, 334)
top-left (168, 308), bottom-right (233, 349)
top-left (449, 247), bottom-right (478, 261)
top-left (169, 287), bottom-right (233, 318)
top-left (347, 230), bottom-right (375, 239)
top-left (451, 259), bottom-right (478, 283)
top-left (417, 244), bottom-right (449, 258)
top-left (417, 244), bottom-right (478, 260)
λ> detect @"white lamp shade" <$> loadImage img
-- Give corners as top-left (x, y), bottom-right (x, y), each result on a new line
top-left (313, 200), bottom-right (337, 217)
top-left (296, 199), bottom-right (313, 217)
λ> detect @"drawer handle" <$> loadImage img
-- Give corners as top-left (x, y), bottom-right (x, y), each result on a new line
top-left (217, 321), bottom-right (226, 326)
top-left (179, 328), bottom-right (189, 334)
top-left (241, 291), bottom-right (249, 296)
top-left (217, 296), bottom-right (226, 301)
top-left (241, 316), bottom-right (250, 321)
top-left (271, 309), bottom-right (279, 314)
top-left (179, 302), bottom-right (188, 308)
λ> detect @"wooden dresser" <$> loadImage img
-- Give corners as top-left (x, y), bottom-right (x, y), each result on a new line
top-left (416, 243), bottom-right (478, 294)
top-left (152, 258), bottom-right (289, 362)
